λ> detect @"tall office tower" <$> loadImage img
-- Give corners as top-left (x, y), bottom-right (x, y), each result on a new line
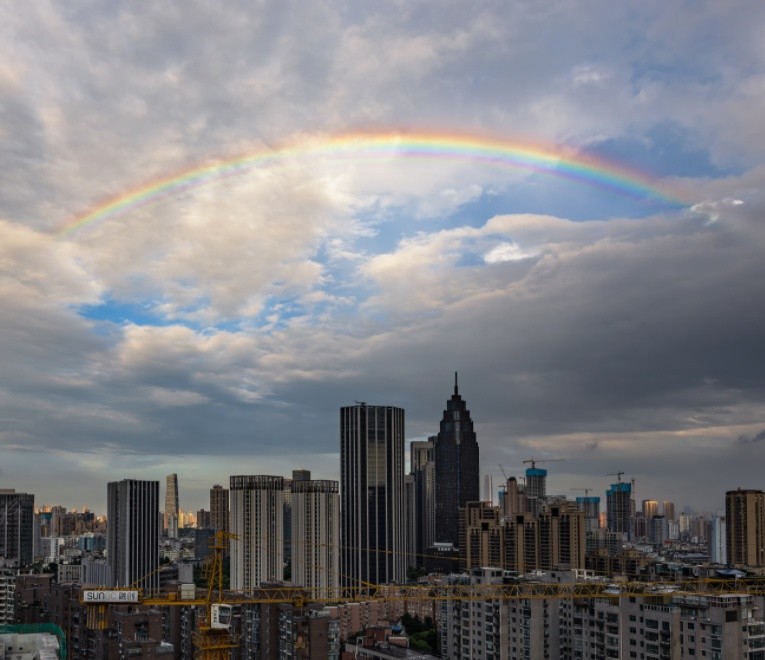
top-left (575, 496), bottom-right (601, 533)
top-left (107, 479), bottom-right (159, 591)
top-left (642, 499), bottom-right (659, 520)
top-left (710, 515), bottom-right (727, 564)
top-left (410, 439), bottom-right (435, 568)
top-left (606, 481), bottom-right (632, 540)
top-left (0, 489), bottom-right (34, 566)
top-left (434, 374), bottom-right (479, 549)
top-left (229, 476), bottom-right (284, 590)
top-left (210, 484), bottom-right (229, 535)
top-left (663, 500), bottom-right (676, 522)
top-left (340, 404), bottom-right (405, 590)
top-left (291, 480), bottom-right (339, 600)
top-left (726, 488), bottom-right (765, 568)
top-left (404, 474), bottom-right (416, 570)
top-left (483, 475), bottom-right (493, 503)
top-left (164, 474), bottom-right (179, 538)
top-left (525, 467), bottom-right (547, 516)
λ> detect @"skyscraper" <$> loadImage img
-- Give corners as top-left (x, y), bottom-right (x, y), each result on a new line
top-left (291, 479), bottom-right (339, 600)
top-left (434, 374), bottom-right (479, 549)
top-left (726, 488), bottom-right (765, 568)
top-left (410, 439), bottom-right (435, 568)
top-left (210, 484), bottom-right (229, 535)
top-left (642, 500), bottom-right (658, 520)
top-left (663, 500), bottom-right (676, 522)
top-left (525, 467), bottom-right (547, 516)
top-left (340, 404), bottom-right (405, 590)
top-left (0, 489), bottom-right (34, 567)
top-left (107, 479), bottom-right (160, 591)
top-left (502, 477), bottom-right (523, 516)
top-left (606, 481), bottom-right (632, 540)
top-left (230, 475), bottom-right (284, 590)
top-left (575, 496), bottom-right (601, 533)
top-left (164, 473), bottom-right (179, 538)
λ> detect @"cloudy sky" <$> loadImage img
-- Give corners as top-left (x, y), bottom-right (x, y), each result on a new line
top-left (2, 1), bottom-right (765, 515)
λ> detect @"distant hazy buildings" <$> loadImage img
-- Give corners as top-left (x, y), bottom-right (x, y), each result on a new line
top-left (340, 404), bottom-right (405, 590)
top-left (726, 488), bottom-right (765, 568)
top-left (164, 473), bottom-right (179, 539)
top-left (0, 489), bottom-right (34, 567)
top-left (291, 479), bottom-right (339, 600)
top-left (434, 374), bottom-right (479, 549)
top-left (230, 475), bottom-right (285, 590)
top-left (107, 479), bottom-right (159, 591)
top-left (710, 515), bottom-right (727, 564)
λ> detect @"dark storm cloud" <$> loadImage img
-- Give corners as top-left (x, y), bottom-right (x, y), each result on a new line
top-left (737, 429), bottom-right (765, 445)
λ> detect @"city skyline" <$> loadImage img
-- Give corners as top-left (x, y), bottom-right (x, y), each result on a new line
top-left (2, 3), bottom-right (765, 513)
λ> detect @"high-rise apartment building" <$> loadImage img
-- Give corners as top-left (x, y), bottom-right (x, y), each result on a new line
top-left (164, 473), bottom-right (179, 538)
top-left (525, 467), bottom-right (547, 515)
top-left (575, 496), bottom-right (600, 533)
top-left (107, 479), bottom-right (160, 592)
top-left (0, 489), bottom-right (34, 567)
top-left (340, 404), bottom-right (405, 590)
top-left (434, 374), bottom-right (479, 549)
top-left (606, 482), bottom-right (632, 540)
top-left (502, 477), bottom-right (523, 516)
top-left (642, 499), bottom-right (658, 520)
top-left (663, 500), bottom-right (675, 522)
top-left (410, 439), bottom-right (435, 568)
top-left (291, 480), bottom-right (339, 600)
top-left (210, 484), bottom-right (229, 535)
top-left (230, 475), bottom-right (285, 590)
top-left (726, 488), bottom-right (765, 568)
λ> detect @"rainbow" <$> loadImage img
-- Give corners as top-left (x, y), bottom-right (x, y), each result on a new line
top-left (57, 130), bottom-right (687, 236)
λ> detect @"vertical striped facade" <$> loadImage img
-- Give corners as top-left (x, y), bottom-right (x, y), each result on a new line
top-left (107, 479), bottom-right (159, 592)
top-left (340, 405), bottom-right (405, 591)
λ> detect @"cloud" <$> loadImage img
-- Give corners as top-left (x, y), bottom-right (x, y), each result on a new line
top-left (737, 429), bottom-right (765, 445)
top-left (2, 1), bottom-right (765, 513)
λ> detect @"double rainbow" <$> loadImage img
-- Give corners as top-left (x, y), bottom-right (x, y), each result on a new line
top-left (57, 130), bottom-right (687, 236)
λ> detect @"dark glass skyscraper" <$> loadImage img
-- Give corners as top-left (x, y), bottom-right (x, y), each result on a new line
top-left (107, 479), bottom-right (159, 592)
top-left (340, 404), bottom-right (405, 590)
top-left (0, 489), bottom-right (34, 567)
top-left (434, 373), bottom-right (479, 549)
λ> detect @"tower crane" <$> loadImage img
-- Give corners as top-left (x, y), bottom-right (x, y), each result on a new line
top-left (570, 488), bottom-right (594, 498)
top-left (523, 457), bottom-right (564, 469)
top-left (607, 471), bottom-right (625, 483)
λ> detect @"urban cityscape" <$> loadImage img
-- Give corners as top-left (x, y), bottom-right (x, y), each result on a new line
top-left (2, 376), bottom-right (765, 658)
top-left (3, 1), bottom-right (765, 659)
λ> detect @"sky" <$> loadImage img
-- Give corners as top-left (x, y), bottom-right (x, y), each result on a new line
top-left (2, 1), bottom-right (765, 516)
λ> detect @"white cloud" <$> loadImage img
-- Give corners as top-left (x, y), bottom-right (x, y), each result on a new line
top-left (484, 242), bottom-right (539, 264)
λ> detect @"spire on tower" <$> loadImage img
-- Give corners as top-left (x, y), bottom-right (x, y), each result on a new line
top-left (454, 371), bottom-right (459, 395)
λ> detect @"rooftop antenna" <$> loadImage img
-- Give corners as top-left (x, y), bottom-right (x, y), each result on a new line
top-left (454, 371), bottom-right (459, 395)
